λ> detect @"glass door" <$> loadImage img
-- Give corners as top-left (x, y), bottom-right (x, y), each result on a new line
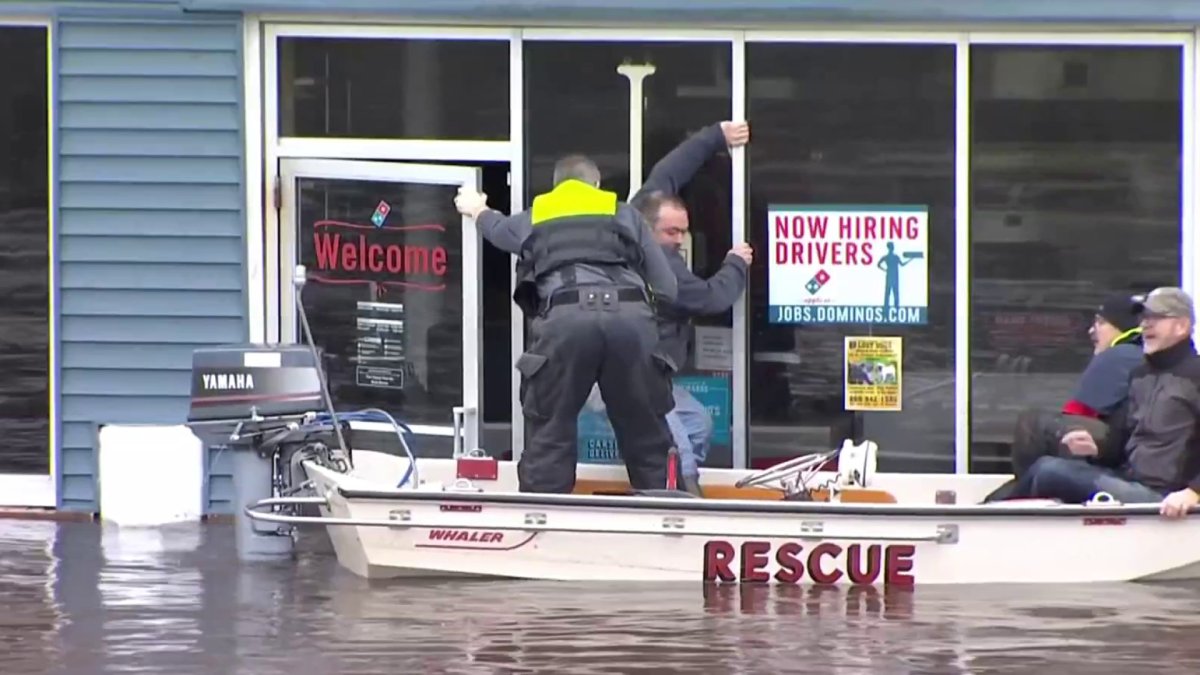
top-left (278, 158), bottom-right (483, 457)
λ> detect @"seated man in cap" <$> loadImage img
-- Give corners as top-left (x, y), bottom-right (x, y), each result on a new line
top-left (983, 293), bottom-right (1144, 502)
top-left (1008, 287), bottom-right (1200, 519)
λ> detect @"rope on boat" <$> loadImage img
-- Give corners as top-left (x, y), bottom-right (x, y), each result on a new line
top-left (305, 408), bottom-right (420, 489)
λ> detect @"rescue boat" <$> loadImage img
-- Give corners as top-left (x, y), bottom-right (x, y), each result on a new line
top-left (190, 267), bottom-right (1200, 587)
top-left (242, 439), bottom-right (1200, 586)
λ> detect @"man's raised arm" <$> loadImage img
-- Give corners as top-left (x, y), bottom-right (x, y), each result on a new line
top-left (454, 187), bottom-right (532, 254)
top-left (633, 121), bottom-right (749, 203)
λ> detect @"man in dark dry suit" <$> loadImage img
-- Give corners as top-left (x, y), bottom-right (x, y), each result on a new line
top-left (628, 120), bottom-right (753, 495)
top-left (454, 155), bottom-right (679, 494)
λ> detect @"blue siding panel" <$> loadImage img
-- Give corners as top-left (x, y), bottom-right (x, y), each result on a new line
top-left (62, 102), bottom-right (239, 131)
top-left (60, 209), bottom-right (243, 237)
top-left (61, 76), bottom-right (239, 104)
top-left (56, 14), bottom-right (245, 514)
top-left (61, 183), bottom-right (240, 209)
top-left (63, 289), bottom-right (245, 317)
top-left (61, 235), bottom-right (244, 263)
top-left (62, 342), bottom-right (221, 370)
top-left (61, 157), bottom-right (242, 184)
top-left (61, 262), bottom-right (242, 290)
top-left (60, 49), bottom-right (240, 77)
top-left (63, 316), bottom-right (245, 344)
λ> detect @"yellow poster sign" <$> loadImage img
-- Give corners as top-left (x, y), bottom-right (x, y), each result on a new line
top-left (844, 336), bottom-right (902, 412)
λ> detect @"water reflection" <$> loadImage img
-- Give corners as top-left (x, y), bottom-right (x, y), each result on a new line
top-left (1, 519), bottom-right (1199, 673)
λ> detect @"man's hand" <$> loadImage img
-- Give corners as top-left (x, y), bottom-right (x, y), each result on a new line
top-left (721, 121), bottom-right (750, 148)
top-left (1061, 429), bottom-right (1099, 457)
top-left (1161, 488), bottom-right (1200, 519)
top-left (454, 186), bottom-right (488, 219)
top-left (729, 242), bottom-right (753, 265)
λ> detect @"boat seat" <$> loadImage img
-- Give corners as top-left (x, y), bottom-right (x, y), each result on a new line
top-left (571, 480), bottom-right (898, 503)
top-left (633, 489), bottom-right (701, 499)
top-left (574, 479), bottom-right (780, 500)
top-left (810, 488), bottom-right (898, 504)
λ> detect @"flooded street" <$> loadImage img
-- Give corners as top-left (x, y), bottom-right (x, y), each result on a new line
top-left (2, 518), bottom-right (1200, 674)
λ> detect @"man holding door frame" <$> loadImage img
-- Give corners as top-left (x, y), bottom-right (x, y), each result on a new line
top-left (629, 120), bottom-right (754, 495)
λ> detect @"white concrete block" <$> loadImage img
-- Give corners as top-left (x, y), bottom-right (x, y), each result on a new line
top-left (98, 424), bottom-right (204, 527)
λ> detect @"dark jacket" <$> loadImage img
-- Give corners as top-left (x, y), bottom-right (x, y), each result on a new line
top-left (1061, 329), bottom-right (1144, 419)
top-left (629, 123), bottom-right (749, 369)
top-left (477, 192), bottom-right (678, 305)
top-left (1119, 339), bottom-right (1200, 493)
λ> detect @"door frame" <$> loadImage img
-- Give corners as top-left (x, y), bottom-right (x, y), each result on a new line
top-left (277, 157), bottom-right (484, 452)
top-left (255, 21), bottom-right (519, 459)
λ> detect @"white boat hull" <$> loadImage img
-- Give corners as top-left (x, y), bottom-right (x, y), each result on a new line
top-left (274, 450), bottom-right (1200, 586)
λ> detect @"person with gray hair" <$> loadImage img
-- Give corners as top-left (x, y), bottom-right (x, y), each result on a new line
top-left (1007, 287), bottom-right (1200, 519)
top-left (552, 154), bottom-right (601, 186)
top-left (454, 154), bottom-right (679, 495)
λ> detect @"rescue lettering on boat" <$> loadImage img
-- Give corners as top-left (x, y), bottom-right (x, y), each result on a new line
top-left (702, 541), bottom-right (916, 587)
top-left (201, 373), bottom-right (255, 390)
top-left (426, 529), bottom-right (504, 544)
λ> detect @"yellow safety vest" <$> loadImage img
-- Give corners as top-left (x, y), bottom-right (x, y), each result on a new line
top-left (513, 180), bottom-right (646, 316)
top-left (530, 179), bottom-right (619, 225)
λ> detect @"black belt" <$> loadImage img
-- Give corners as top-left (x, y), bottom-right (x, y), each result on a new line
top-left (543, 287), bottom-right (646, 312)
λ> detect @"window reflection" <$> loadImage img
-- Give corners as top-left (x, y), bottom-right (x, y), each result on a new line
top-left (278, 37), bottom-right (509, 140)
top-left (523, 40), bottom-right (734, 466)
top-left (747, 43), bottom-right (956, 472)
top-left (968, 45), bottom-right (1183, 472)
top-left (0, 26), bottom-right (49, 474)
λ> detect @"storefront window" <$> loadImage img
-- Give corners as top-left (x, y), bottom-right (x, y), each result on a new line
top-left (968, 45), bottom-right (1183, 472)
top-left (277, 36), bottom-right (514, 454)
top-left (277, 37), bottom-right (509, 140)
top-left (523, 40), bottom-right (734, 467)
top-left (0, 26), bottom-right (49, 474)
top-left (295, 177), bottom-right (464, 441)
top-left (747, 43), bottom-right (956, 472)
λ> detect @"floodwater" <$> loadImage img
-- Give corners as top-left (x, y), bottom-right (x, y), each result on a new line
top-left (2, 519), bottom-right (1200, 675)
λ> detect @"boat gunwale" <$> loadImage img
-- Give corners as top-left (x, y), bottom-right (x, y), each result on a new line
top-left (331, 486), bottom-right (1195, 519)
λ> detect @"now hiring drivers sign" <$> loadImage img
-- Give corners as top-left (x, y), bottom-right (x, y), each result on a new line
top-left (767, 205), bottom-right (929, 325)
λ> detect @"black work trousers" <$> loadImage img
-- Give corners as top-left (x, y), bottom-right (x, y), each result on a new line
top-left (515, 287), bottom-right (676, 493)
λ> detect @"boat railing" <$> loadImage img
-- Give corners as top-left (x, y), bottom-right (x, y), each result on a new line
top-left (242, 496), bottom-right (959, 544)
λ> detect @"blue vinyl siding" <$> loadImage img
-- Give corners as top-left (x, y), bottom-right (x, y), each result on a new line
top-left (55, 13), bottom-right (245, 514)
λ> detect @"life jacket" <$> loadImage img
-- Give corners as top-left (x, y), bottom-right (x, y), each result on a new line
top-left (512, 179), bottom-right (647, 316)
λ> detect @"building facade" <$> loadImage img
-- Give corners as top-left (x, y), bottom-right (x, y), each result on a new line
top-left (4, 0), bottom-right (1199, 513)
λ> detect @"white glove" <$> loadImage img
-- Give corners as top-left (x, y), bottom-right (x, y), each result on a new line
top-left (454, 186), bottom-right (488, 218)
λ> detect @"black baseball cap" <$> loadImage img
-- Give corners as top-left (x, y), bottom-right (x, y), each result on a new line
top-left (1097, 293), bottom-right (1142, 333)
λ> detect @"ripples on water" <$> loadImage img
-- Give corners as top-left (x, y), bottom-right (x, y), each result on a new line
top-left (1, 519), bottom-right (1199, 674)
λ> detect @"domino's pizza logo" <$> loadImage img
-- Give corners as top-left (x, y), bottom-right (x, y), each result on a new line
top-left (805, 269), bottom-right (830, 295)
top-left (371, 200), bottom-right (391, 228)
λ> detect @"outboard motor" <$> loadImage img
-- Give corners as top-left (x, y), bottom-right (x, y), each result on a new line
top-left (186, 265), bottom-right (353, 561)
top-left (186, 343), bottom-right (345, 560)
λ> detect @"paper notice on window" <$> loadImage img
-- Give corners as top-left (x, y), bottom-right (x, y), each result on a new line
top-left (355, 301), bottom-right (406, 389)
top-left (694, 326), bottom-right (733, 372)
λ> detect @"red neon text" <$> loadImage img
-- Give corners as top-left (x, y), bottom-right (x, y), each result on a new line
top-left (314, 233), bottom-right (447, 276)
